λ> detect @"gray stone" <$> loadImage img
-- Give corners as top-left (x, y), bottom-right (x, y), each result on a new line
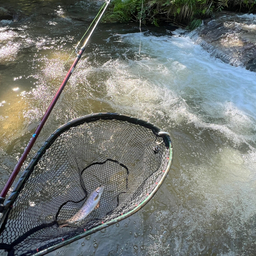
top-left (192, 12), bottom-right (256, 72)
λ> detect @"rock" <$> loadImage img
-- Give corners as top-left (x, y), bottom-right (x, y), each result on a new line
top-left (246, 58), bottom-right (256, 71)
top-left (192, 12), bottom-right (256, 72)
top-left (0, 7), bottom-right (12, 20)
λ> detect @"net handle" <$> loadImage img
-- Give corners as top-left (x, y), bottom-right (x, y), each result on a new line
top-left (0, 0), bottom-right (110, 200)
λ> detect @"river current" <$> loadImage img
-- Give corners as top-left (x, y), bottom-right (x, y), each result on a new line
top-left (1, 0), bottom-right (256, 255)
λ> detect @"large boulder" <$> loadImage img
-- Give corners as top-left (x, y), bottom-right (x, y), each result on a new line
top-left (191, 12), bottom-right (256, 72)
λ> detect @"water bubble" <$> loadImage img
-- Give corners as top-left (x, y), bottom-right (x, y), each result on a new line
top-left (81, 242), bottom-right (85, 246)
top-left (133, 245), bottom-right (138, 250)
top-left (116, 223), bottom-right (119, 227)
top-left (86, 235), bottom-right (91, 240)
top-left (134, 232), bottom-right (138, 238)
top-left (93, 243), bottom-right (98, 248)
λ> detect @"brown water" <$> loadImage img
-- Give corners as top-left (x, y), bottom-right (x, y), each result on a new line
top-left (1, 1), bottom-right (256, 255)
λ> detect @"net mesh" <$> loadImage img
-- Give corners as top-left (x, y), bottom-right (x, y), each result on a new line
top-left (0, 114), bottom-right (171, 256)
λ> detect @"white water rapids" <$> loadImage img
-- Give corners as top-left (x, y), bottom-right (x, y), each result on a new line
top-left (0, 2), bottom-right (256, 255)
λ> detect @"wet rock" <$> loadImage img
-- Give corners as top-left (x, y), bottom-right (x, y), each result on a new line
top-left (246, 58), bottom-right (256, 71)
top-left (191, 12), bottom-right (256, 72)
top-left (0, 7), bottom-right (12, 20)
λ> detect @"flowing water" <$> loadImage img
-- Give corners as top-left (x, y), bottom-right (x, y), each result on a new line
top-left (1, 0), bottom-right (256, 255)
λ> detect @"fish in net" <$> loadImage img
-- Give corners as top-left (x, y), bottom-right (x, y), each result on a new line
top-left (0, 113), bottom-right (172, 256)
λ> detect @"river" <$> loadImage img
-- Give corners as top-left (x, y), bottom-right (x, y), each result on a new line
top-left (1, 0), bottom-right (256, 255)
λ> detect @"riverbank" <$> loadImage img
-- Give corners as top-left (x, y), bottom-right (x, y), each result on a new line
top-left (190, 11), bottom-right (256, 72)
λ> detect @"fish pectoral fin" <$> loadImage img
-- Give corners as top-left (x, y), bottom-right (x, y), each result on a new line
top-left (59, 224), bottom-right (68, 228)
top-left (59, 222), bottom-right (69, 228)
top-left (95, 202), bottom-right (100, 209)
top-left (59, 222), bottom-right (78, 228)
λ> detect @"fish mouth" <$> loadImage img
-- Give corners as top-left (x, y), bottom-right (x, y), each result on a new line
top-left (96, 185), bottom-right (105, 193)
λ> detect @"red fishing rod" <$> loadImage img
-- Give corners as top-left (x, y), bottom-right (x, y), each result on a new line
top-left (0, 0), bottom-right (110, 201)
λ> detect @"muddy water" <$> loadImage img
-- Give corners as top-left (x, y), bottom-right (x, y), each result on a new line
top-left (1, 1), bottom-right (256, 255)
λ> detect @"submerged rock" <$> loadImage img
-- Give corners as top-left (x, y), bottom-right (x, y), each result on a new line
top-left (191, 12), bottom-right (256, 72)
top-left (0, 7), bottom-right (12, 20)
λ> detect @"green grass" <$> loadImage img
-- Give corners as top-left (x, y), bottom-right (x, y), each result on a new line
top-left (103, 0), bottom-right (256, 28)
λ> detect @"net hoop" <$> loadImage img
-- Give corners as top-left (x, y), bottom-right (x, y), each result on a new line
top-left (0, 113), bottom-right (173, 256)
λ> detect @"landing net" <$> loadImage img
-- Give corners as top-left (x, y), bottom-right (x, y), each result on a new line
top-left (0, 113), bottom-right (172, 256)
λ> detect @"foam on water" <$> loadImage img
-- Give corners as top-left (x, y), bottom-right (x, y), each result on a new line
top-left (103, 32), bottom-right (256, 146)
top-left (0, 29), bottom-right (17, 42)
top-left (0, 42), bottom-right (20, 63)
top-left (0, 28), bottom-right (20, 64)
top-left (238, 13), bottom-right (256, 21)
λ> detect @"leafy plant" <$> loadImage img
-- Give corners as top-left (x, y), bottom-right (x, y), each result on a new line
top-left (104, 0), bottom-right (256, 27)
top-left (187, 18), bottom-right (202, 30)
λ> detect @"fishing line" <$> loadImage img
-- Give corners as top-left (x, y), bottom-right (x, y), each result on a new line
top-left (138, 0), bottom-right (144, 56)
top-left (139, 0), bottom-right (144, 33)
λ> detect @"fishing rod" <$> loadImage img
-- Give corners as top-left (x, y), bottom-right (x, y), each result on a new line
top-left (0, 2), bottom-right (173, 254)
top-left (0, 0), bottom-right (111, 202)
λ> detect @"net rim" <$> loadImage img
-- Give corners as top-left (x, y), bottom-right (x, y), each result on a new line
top-left (2, 113), bottom-right (173, 255)
top-left (33, 113), bottom-right (173, 255)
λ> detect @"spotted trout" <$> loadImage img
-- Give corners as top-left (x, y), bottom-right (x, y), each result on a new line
top-left (59, 186), bottom-right (104, 228)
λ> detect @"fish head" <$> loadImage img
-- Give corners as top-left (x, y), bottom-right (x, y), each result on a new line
top-left (93, 186), bottom-right (104, 200)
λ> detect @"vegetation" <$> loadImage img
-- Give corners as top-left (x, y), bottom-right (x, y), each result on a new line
top-left (104, 0), bottom-right (256, 28)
